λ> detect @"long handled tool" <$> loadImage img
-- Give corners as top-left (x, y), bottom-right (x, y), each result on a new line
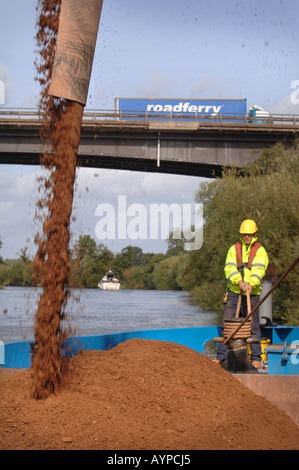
top-left (223, 255), bottom-right (299, 345)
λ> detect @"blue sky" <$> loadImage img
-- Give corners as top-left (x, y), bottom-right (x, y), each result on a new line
top-left (0, 0), bottom-right (298, 258)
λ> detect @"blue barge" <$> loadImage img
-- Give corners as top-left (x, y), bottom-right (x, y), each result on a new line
top-left (2, 324), bottom-right (299, 374)
top-left (1, 324), bottom-right (299, 428)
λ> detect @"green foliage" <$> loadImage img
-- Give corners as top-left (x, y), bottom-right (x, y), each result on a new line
top-left (0, 242), bottom-right (35, 287)
top-left (69, 235), bottom-right (114, 288)
top-left (152, 253), bottom-right (189, 290)
top-left (0, 258), bottom-right (33, 286)
top-left (166, 230), bottom-right (186, 257)
top-left (122, 253), bottom-right (166, 289)
top-left (113, 246), bottom-right (144, 283)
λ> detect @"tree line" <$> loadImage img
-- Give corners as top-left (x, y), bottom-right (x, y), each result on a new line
top-left (0, 141), bottom-right (298, 325)
top-left (0, 235), bottom-right (184, 291)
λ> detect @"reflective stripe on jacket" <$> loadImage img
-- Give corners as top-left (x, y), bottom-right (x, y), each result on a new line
top-left (224, 236), bottom-right (269, 295)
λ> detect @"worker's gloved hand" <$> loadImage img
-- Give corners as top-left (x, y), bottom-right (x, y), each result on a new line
top-left (238, 281), bottom-right (253, 293)
top-left (246, 285), bottom-right (253, 294)
top-left (238, 280), bottom-right (248, 292)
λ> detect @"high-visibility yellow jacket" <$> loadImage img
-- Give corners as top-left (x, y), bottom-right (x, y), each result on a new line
top-left (224, 236), bottom-right (269, 295)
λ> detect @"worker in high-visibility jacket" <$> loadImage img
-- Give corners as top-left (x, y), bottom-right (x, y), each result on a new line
top-left (215, 219), bottom-right (269, 368)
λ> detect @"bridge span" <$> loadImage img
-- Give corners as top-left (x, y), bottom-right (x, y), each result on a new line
top-left (0, 108), bottom-right (298, 178)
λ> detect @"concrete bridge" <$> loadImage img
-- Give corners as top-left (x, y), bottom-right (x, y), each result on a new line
top-left (0, 108), bottom-right (298, 178)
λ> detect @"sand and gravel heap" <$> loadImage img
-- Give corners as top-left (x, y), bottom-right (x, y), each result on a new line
top-left (1, 338), bottom-right (299, 450)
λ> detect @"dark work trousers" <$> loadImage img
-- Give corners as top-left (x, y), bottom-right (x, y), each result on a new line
top-left (216, 291), bottom-right (262, 362)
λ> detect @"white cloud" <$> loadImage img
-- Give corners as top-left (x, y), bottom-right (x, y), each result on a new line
top-left (0, 202), bottom-right (14, 227)
top-left (73, 168), bottom-right (201, 207)
top-left (0, 168), bottom-right (41, 258)
top-left (0, 169), bottom-right (43, 206)
top-left (269, 94), bottom-right (299, 115)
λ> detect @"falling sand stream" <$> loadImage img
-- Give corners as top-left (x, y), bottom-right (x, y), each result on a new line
top-left (31, 0), bottom-right (102, 398)
top-left (31, 1), bottom-right (82, 398)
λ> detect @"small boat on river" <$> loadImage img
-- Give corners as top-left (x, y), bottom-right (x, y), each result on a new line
top-left (97, 270), bottom-right (121, 290)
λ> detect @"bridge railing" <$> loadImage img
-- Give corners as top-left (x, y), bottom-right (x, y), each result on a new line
top-left (0, 107), bottom-right (299, 125)
top-left (0, 108), bottom-right (44, 120)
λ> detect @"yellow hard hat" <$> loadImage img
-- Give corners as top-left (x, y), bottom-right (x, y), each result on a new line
top-left (239, 219), bottom-right (258, 234)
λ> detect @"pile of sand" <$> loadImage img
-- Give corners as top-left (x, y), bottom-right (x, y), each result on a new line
top-left (1, 338), bottom-right (299, 450)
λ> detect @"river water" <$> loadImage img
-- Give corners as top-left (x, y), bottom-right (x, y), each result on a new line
top-left (0, 287), bottom-right (221, 344)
